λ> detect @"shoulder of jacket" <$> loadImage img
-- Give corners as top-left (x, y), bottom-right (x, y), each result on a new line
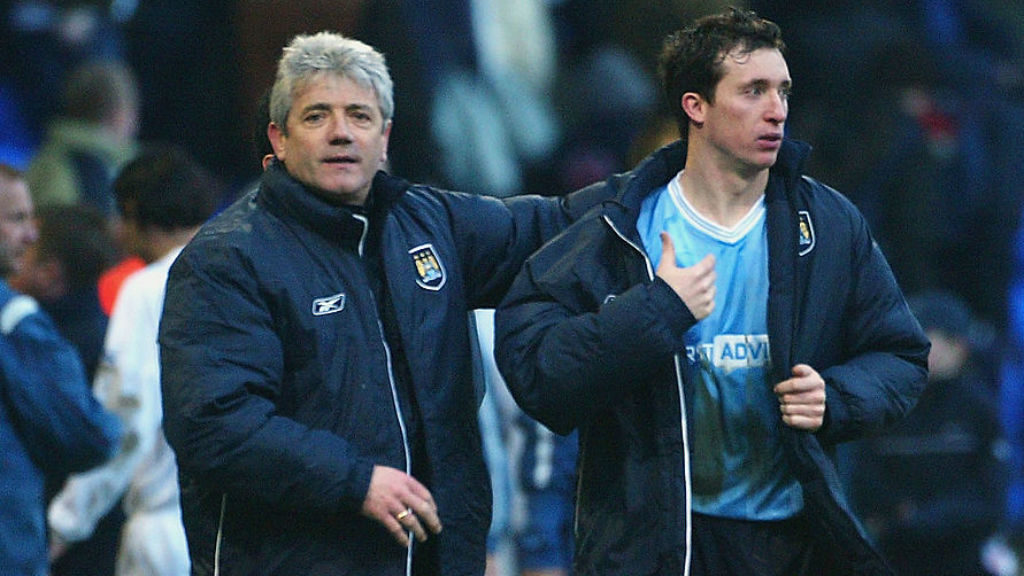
top-left (527, 211), bottom-right (610, 270)
top-left (0, 294), bottom-right (40, 335)
top-left (803, 175), bottom-right (864, 216)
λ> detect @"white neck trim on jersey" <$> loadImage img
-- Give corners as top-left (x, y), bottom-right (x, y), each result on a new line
top-left (668, 171), bottom-right (765, 244)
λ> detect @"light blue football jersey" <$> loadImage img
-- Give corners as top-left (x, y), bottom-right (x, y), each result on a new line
top-left (637, 174), bottom-right (802, 520)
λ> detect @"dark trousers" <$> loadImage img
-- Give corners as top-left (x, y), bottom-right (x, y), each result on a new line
top-left (689, 512), bottom-right (816, 576)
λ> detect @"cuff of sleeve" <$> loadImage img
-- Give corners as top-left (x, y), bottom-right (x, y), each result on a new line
top-left (648, 277), bottom-right (697, 341)
top-left (342, 458), bottom-right (376, 514)
top-left (47, 496), bottom-right (95, 544)
top-left (818, 380), bottom-right (851, 443)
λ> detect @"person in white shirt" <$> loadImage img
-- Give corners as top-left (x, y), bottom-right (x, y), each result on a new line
top-left (48, 145), bottom-right (221, 576)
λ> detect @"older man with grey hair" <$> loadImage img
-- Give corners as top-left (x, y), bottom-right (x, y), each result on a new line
top-left (159, 32), bottom-right (596, 576)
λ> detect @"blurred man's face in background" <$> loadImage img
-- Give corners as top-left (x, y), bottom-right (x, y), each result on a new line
top-left (0, 177), bottom-right (38, 278)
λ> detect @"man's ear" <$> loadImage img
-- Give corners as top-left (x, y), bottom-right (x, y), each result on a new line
top-left (380, 119), bottom-right (393, 164)
top-left (268, 122), bottom-right (286, 161)
top-left (681, 92), bottom-right (706, 128)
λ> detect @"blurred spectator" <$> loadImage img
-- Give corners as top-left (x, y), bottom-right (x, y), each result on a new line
top-left (47, 145), bottom-right (220, 576)
top-left (0, 165), bottom-right (41, 280)
top-left (12, 205), bottom-right (123, 576)
top-left (473, 309), bottom-right (517, 576)
top-left (0, 163), bottom-right (121, 576)
top-left (24, 58), bottom-right (145, 320)
top-left (25, 59), bottom-right (140, 216)
top-left (360, 0), bottom-right (733, 200)
top-left (12, 204), bottom-right (118, 379)
top-left (848, 289), bottom-right (1006, 576)
top-left (361, 0), bottom-right (561, 197)
top-left (11, 204), bottom-right (124, 576)
top-left (514, 418), bottom-right (578, 576)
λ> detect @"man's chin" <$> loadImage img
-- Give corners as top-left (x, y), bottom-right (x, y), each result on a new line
top-left (309, 182), bottom-right (369, 207)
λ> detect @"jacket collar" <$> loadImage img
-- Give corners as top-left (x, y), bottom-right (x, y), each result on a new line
top-left (603, 138), bottom-right (812, 228)
top-left (257, 162), bottom-right (411, 252)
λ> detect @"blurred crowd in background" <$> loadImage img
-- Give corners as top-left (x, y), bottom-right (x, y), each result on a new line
top-left (2, 0), bottom-right (1024, 575)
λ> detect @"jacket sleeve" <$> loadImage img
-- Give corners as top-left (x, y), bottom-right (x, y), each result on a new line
top-left (437, 191), bottom-right (561, 308)
top-left (0, 294), bottom-right (121, 477)
top-left (494, 229), bottom-right (696, 435)
top-left (815, 205), bottom-right (930, 445)
top-left (159, 244), bottom-right (375, 514)
top-left (444, 183), bottom-right (612, 309)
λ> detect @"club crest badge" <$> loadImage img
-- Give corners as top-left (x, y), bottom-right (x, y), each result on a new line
top-left (798, 211), bottom-right (815, 256)
top-left (410, 243), bottom-right (446, 291)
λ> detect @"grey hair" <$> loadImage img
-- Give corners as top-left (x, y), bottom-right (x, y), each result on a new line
top-left (269, 31), bottom-right (394, 134)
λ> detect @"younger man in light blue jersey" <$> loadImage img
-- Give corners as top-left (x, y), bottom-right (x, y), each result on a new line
top-left (495, 7), bottom-right (929, 576)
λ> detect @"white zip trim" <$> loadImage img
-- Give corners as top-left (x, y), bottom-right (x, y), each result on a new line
top-left (673, 354), bottom-right (693, 576)
top-left (603, 215), bottom-right (654, 281)
top-left (603, 214), bottom-right (692, 576)
top-left (352, 214), bottom-right (370, 257)
top-left (376, 325), bottom-right (411, 476)
top-left (377, 317), bottom-right (415, 575)
top-left (356, 212), bottom-right (413, 573)
top-left (214, 493), bottom-right (227, 576)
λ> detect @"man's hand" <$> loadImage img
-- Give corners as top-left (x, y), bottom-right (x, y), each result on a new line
top-left (361, 465), bottom-right (442, 547)
top-left (774, 364), bottom-right (826, 431)
top-left (655, 232), bottom-right (716, 320)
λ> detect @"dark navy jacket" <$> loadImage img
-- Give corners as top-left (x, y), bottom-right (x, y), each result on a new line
top-left (494, 140), bottom-right (931, 576)
top-left (159, 163), bottom-right (585, 576)
top-left (0, 282), bottom-right (121, 576)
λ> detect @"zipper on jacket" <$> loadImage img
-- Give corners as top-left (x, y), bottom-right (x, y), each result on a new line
top-left (378, 318), bottom-right (415, 575)
top-left (355, 212), bottom-right (414, 574)
top-left (353, 214), bottom-right (370, 258)
top-left (214, 493), bottom-right (227, 576)
top-left (375, 319), bottom-right (412, 475)
top-left (603, 214), bottom-right (693, 576)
